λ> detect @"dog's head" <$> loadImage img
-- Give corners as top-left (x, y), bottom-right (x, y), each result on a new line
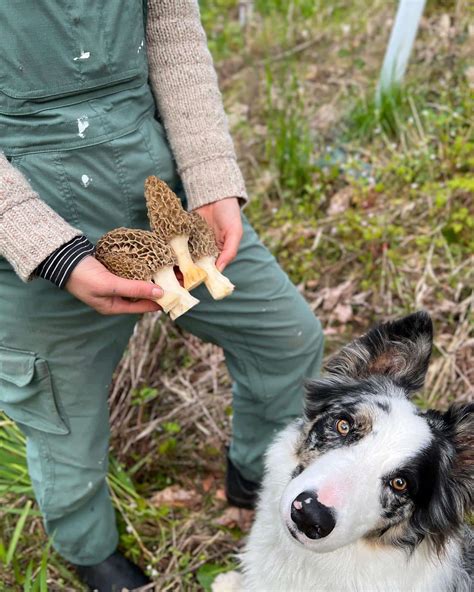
top-left (280, 311), bottom-right (473, 554)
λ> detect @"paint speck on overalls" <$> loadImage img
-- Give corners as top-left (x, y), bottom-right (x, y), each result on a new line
top-left (73, 50), bottom-right (91, 61)
top-left (81, 174), bottom-right (92, 187)
top-left (77, 116), bottom-right (89, 138)
top-left (88, 481), bottom-right (93, 489)
top-left (137, 40), bottom-right (144, 53)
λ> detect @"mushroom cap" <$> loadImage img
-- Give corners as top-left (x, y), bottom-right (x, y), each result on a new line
top-left (97, 252), bottom-right (152, 281)
top-left (144, 176), bottom-right (193, 238)
top-left (188, 213), bottom-right (219, 259)
top-left (95, 227), bottom-right (176, 277)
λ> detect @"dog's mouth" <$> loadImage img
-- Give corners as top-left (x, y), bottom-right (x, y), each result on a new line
top-left (285, 521), bottom-right (325, 547)
top-left (286, 522), bottom-right (301, 541)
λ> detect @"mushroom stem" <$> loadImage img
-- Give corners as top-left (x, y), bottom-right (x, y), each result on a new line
top-left (195, 255), bottom-right (235, 300)
top-left (168, 235), bottom-right (207, 290)
top-left (153, 286), bottom-right (181, 314)
top-left (152, 266), bottom-right (199, 320)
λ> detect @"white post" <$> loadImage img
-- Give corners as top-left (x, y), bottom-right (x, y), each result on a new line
top-left (239, 0), bottom-right (254, 28)
top-left (376, 0), bottom-right (426, 103)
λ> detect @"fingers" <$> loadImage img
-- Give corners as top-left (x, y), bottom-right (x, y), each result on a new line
top-left (107, 277), bottom-right (163, 300)
top-left (216, 225), bottom-right (243, 271)
top-left (93, 277), bottom-right (164, 315)
top-left (101, 298), bottom-right (162, 315)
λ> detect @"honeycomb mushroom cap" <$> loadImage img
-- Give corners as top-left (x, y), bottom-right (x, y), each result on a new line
top-left (144, 176), bottom-right (193, 238)
top-left (97, 252), bottom-right (152, 281)
top-left (95, 227), bottom-right (176, 274)
top-left (188, 213), bottom-right (219, 259)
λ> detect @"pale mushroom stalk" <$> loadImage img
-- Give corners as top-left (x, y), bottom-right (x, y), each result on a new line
top-left (168, 235), bottom-right (206, 290)
top-left (95, 227), bottom-right (199, 319)
top-left (188, 212), bottom-right (235, 300)
top-left (151, 265), bottom-right (199, 320)
top-left (152, 276), bottom-right (181, 313)
top-left (194, 255), bottom-right (235, 300)
top-left (145, 176), bottom-right (207, 291)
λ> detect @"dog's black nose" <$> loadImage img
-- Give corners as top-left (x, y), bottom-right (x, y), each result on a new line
top-left (290, 491), bottom-right (336, 539)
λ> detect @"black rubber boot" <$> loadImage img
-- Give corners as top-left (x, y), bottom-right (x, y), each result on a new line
top-left (74, 550), bottom-right (151, 592)
top-left (225, 453), bottom-right (260, 510)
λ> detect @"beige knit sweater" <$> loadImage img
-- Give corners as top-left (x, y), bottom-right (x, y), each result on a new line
top-left (0, 0), bottom-right (247, 282)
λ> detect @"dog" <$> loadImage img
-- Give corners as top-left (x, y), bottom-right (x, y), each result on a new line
top-left (213, 311), bottom-right (473, 592)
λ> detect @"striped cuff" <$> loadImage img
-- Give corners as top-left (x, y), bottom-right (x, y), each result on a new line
top-left (35, 235), bottom-right (95, 288)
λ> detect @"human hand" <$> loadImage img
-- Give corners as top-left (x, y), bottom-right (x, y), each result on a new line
top-left (195, 197), bottom-right (243, 270)
top-left (65, 255), bottom-right (163, 315)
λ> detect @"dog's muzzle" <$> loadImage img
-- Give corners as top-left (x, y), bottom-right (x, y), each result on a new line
top-left (290, 491), bottom-right (336, 539)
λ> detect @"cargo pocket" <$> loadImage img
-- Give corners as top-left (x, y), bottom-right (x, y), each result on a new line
top-left (0, 346), bottom-right (69, 435)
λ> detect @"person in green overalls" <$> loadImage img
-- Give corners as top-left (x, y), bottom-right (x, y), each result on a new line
top-left (0, 1), bottom-right (324, 590)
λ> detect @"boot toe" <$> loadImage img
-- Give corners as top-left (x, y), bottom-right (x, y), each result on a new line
top-left (75, 550), bottom-right (151, 591)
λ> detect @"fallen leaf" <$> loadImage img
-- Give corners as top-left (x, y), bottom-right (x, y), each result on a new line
top-left (305, 279), bottom-right (319, 290)
top-left (438, 14), bottom-right (452, 39)
top-left (305, 64), bottom-right (319, 81)
top-left (202, 474), bottom-right (215, 493)
top-left (215, 507), bottom-right (254, 531)
top-left (327, 186), bottom-right (353, 216)
top-left (314, 103), bottom-right (339, 132)
top-left (334, 303), bottom-right (353, 324)
top-left (150, 485), bottom-right (202, 509)
top-left (466, 66), bottom-right (474, 89)
top-left (322, 280), bottom-right (353, 311)
top-left (215, 488), bottom-right (227, 502)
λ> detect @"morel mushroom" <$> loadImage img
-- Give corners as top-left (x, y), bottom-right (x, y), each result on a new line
top-left (189, 213), bottom-right (235, 300)
top-left (144, 176), bottom-right (207, 291)
top-left (95, 227), bottom-right (199, 320)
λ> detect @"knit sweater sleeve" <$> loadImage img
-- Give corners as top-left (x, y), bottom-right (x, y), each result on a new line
top-left (0, 152), bottom-right (82, 282)
top-left (145, 0), bottom-right (248, 210)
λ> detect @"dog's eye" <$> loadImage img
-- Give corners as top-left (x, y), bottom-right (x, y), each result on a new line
top-left (390, 477), bottom-right (408, 493)
top-left (335, 419), bottom-right (350, 436)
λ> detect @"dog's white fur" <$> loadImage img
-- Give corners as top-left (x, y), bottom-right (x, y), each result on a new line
top-left (214, 392), bottom-right (468, 592)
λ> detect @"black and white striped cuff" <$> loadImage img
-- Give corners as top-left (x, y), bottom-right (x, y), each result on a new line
top-left (35, 235), bottom-right (95, 288)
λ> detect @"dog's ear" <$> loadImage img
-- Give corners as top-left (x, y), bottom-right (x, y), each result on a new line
top-left (444, 403), bottom-right (474, 511)
top-left (325, 311), bottom-right (433, 393)
top-left (414, 403), bottom-right (474, 551)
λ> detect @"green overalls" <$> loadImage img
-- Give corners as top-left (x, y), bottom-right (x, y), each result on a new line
top-left (0, 1), bottom-right (324, 565)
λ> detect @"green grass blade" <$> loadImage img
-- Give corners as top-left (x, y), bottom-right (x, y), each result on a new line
top-left (38, 538), bottom-right (52, 592)
top-left (6, 500), bottom-right (32, 566)
top-left (23, 560), bottom-right (33, 592)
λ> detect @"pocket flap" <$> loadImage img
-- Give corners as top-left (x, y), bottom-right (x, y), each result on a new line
top-left (0, 346), bottom-right (35, 387)
top-left (0, 346), bottom-right (69, 435)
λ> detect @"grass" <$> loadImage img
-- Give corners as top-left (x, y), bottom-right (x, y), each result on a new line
top-left (0, 1), bottom-right (472, 590)
top-left (263, 63), bottom-right (315, 198)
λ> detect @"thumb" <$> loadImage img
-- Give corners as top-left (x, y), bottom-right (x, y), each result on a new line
top-left (111, 277), bottom-right (163, 300)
